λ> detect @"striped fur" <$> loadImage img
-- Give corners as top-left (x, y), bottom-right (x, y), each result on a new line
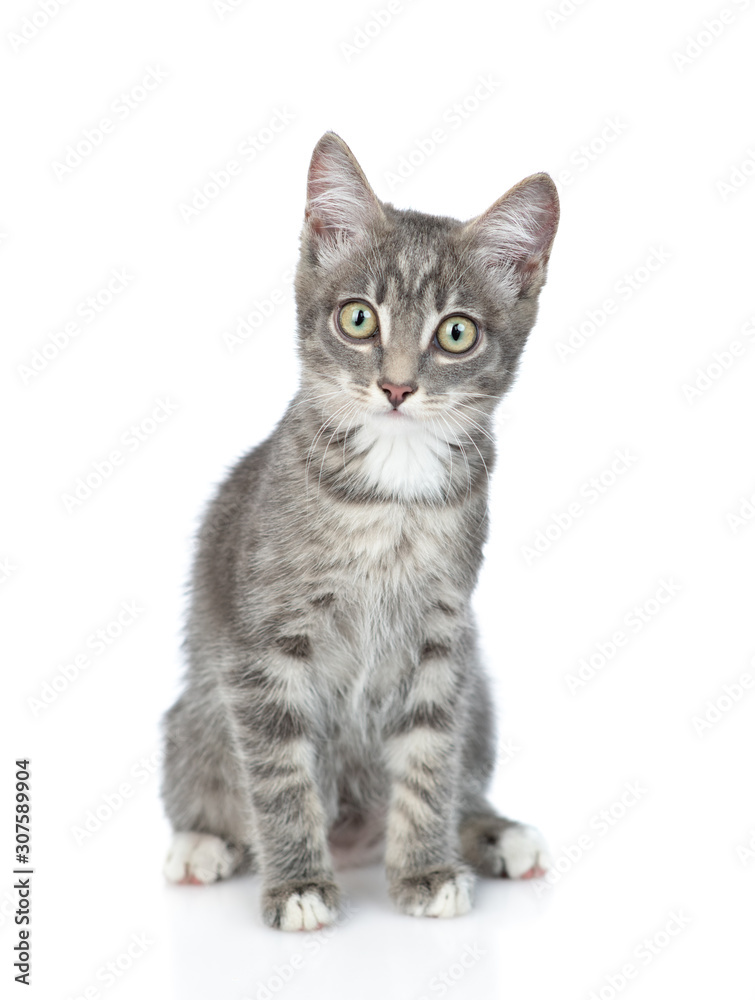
top-left (160, 133), bottom-right (558, 928)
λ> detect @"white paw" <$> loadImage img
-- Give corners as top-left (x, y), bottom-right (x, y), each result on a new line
top-left (279, 891), bottom-right (339, 932)
top-left (499, 824), bottom-right (551, 879)
top-left (164, 832), bottom-right (236, 884)
top-left (406, 873), bottom-right (475, 919)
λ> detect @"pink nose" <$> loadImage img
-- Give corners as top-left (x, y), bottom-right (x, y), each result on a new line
top-left (381, 382), bottom-right (415, 407)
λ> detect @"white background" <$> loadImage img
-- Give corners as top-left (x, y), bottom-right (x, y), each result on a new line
top-left (3, 0), bottom-right (754, 997)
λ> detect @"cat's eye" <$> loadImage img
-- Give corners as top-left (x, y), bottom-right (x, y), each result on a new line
top-left (337, 301), bottom-right (379, 340)
top-left (435, 315), bottom-right (478, 354)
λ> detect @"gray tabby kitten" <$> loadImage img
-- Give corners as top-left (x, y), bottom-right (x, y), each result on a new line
top-left (161, 132), bottom-right (559, 931)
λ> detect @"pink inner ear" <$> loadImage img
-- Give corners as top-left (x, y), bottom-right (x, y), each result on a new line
top-left (485, 183), bottom-right (558, 261)
top-left (307, 211), bottom-right (330, 239)
top-left (305, 137), bottom-right (382, 243)
top-left (305, 150), bottom-right (341, 231)
top-left (470, 176), bottom-right (559, 293)
top-left (306, 153), bottom-right (336, 216)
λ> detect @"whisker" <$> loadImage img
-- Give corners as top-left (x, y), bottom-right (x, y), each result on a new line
top-left (317, 400), bottom-right (360, 492)
top-left (443, 409), bottom-right (490, 492)
top-left (304, 399), bottom-right (354, 501)
top-left (450, 404), bottom-right (497, 445)
top-left (435, 411), bottom-right (472, 502)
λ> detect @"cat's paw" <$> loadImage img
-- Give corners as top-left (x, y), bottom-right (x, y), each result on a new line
top-left (164, 832), bottom-right (238, 884)
top-left (390, 866), bottom-right (475, 918)
top-left (461, 816), bottom-right (551, 879)
top-left (499, 823), bottom-right (551, 879)
top-left (262, 879), bottom-right (341, 932)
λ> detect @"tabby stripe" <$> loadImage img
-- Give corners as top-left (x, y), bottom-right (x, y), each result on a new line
top-left (390, 796), bottom-right (427, 836)
top-left (253, 784), bottom-right (317, 818)
top-left (238, 702), bottom-right (307, 743)
top-left (419, 641), bottom-right (452, 660)
top-left (249, 759), bottom-right (301, 782)
top-left (387, 702), bottom-right (454, 737)
top-left (397, 775), bottom-right (443, 811)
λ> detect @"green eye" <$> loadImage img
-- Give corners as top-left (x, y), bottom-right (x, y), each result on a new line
top-left (337, 301), bottom-right (378, 339)
top-left (436, 315), bottom-right (478, 354)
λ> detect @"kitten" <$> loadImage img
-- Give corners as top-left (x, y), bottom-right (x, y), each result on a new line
top-left (161, 132), bottom-right (559, 931)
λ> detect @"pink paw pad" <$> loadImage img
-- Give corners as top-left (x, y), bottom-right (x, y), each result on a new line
top-left (520, 865), bottom-right (546, 880)
top-left (178, 873), bottom-right (206, 886)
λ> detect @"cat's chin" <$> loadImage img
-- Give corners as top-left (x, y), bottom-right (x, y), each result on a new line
top-left (369, 409), bottom-right (420, 434)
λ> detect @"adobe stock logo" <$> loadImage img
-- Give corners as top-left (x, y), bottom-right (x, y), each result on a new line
top-left (691, 670), bottom-right (753, 736)
top-left (51, 68), bottom-right (169, 180)
top-left (555, 247), bottom-right (671, 362)
top-left (27, 601), bottom-right (144, 717)
top-left (382, 75), bottom-right (501, 192)
top-left (586, 910), bottom-right (693, 1000)
top-left (340, 1), bottom-right (414, 63)
top-left (70, 745), bottom-right (168, 846)
top-left (212, 0), bottom-right (249, 19)
top-left (67, 932), bottom-right (154, 997)
top-left (671, 1), bottom-right (751, 73)
top-left (681, 316), bottom-right (755, 403)
top-left (521, 449), bottom-right (637, 564)
top-left (716, 146), bottom-right (755, 200)
top-left (534, 781), bottom-right (647, 896)
top-left (178, 108), bottom-right (295, 223)
top-left (415, 944), bottom-right (486, 1000)
top-left (564, 579), bottom-right (682, 695)
top-left (554, 116), bottom-right (629, 192)
top-left (17, 269), bottom-right (134, 385)
top-left (727, 485), bottom-right (755, 534)
top-left (60, 398), bottom-right (179, 512)
top-left (544, 0), bottom-right (592, 30)
top-left (221, 265), bottom-right (295, 353)
top-left (7, 0), bottom-right (72, 52)
top-left (0, 557), bottom-right (17, 586)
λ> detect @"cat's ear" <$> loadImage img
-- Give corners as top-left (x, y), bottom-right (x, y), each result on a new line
top-left (304, 132), bottom-right (384, 261)
top-left (464, 174), bottom-right (559, 298)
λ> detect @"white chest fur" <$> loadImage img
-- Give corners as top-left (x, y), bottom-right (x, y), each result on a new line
top-left (351, 417), bottom-right (449, 501)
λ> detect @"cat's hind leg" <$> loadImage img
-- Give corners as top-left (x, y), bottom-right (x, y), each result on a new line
top-left (458, 667), bottom-right (550, 880)
top-left (160, 689), bottom-right (253, 884)
top-left (164, 832), bottom-right (244, 884)
top-left (459, 810), bottom-right (551, 879)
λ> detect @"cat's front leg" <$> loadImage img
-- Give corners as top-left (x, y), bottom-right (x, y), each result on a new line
top-left (384, 644), bottom-right (475, 918)
top-left (225, 655), bottom-right (340, 931)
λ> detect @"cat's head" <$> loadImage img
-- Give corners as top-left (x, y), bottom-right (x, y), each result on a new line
top-left (294, 132), bottom-right (558, 500)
